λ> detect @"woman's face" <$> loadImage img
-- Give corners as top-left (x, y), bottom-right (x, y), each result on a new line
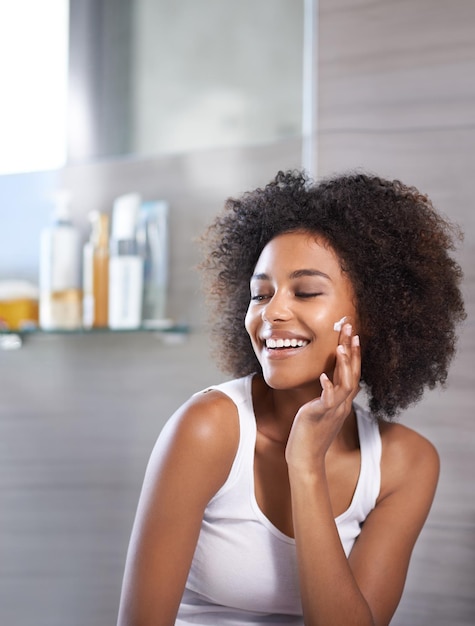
top-left (245, 230), bottom-right (358, 391)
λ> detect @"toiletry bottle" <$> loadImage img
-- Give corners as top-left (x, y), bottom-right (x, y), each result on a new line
top-left (39, 190), bottom-right (82, 330)
top-left (108, 193), bottom-right (143, 329)
top-left (83, 211), bottom-right (109, 328)
top-left (137, 200), bottom-right (170, 327)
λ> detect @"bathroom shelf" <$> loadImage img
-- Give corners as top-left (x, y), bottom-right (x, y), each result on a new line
top-left (0, 323), bottom-right (189, 350)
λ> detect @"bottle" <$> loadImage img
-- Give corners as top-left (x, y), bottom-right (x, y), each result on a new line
top-left (39, 190), bottom-right (81, 330)
top-left (137, 200), bottom-right (170, 327)
top-left (83, 212), bottom-right (109, 328)
top-left (108, 193), bottom-right (143, 329)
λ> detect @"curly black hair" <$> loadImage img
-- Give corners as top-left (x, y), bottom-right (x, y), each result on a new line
top-left (199, 170), bottom-right (466, 419)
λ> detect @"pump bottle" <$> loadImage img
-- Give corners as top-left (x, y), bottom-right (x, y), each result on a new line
top-left (108, 193), bottom-right (143, 329)
top-left (39, 190), bottom-right (81, 330)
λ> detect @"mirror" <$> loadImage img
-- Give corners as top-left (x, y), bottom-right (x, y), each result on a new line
top-left (67, 0), bottom-right (305, 164)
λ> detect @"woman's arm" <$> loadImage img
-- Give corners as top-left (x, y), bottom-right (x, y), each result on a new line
top-left (286, 327), bottom-right (439, 626)
top-left (117, 390), bottom-right (239, 626)
top-left (289, 429), bottom-right (438, 626)
top-left (348, 424), bottom-right (439, 625)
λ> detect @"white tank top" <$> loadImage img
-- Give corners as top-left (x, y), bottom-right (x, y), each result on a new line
top-left (176, 375), bottom-right (381, 625)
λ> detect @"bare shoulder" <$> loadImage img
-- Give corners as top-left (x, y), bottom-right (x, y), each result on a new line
top-left (170, 387), bottom-right (240, 455)
top-left (145, 386), bottom-right (240, 497)
top-left (378, 420), bottom-right (440, 501)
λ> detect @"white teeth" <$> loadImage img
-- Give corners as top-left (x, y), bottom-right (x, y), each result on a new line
top-left (265, 338), bottom-right (309, 349)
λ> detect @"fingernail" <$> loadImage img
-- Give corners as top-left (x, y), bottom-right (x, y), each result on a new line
top-left (344, 323), bottom-right (352, 336)
top-left (353, 334), bottom-right (360, 347)
top-left (337, 344), bottom-right (346, 354)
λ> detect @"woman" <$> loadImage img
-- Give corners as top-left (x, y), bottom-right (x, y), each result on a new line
top-left (117, 171), bottom-right (465, 625)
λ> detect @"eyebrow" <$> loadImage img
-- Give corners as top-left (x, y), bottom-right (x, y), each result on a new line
top-left (251, 269), bottom-right (332, 281)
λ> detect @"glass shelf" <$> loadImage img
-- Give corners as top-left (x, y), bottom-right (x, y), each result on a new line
top-left (0, 323), bottom-right (189, 350)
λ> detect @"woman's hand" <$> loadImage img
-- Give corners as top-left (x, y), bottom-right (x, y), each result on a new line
top-left (285, 323), bottom-right (361, 472)
top-left (284, 323), bottom-right (439, 626)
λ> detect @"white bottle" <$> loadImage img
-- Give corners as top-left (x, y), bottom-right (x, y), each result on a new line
top-left (39, 190), bottom-right (81, 330)
top-left (108, 193), bottom-right (143, 329)
top-left (137, 200), bottom-right (170, 326)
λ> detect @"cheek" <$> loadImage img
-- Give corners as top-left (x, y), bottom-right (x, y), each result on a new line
top-left (244, 307), bottom-right (254, 338)
top-left (320, 331), bottom-right (340, 363)
top-left (313, 328), bottom-right (340, 378)
top-left (312, 311), bottom-right (344, 361)
top-left (312, 308), bottom-right (343, 338)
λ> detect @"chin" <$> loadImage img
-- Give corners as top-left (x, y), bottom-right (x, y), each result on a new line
top-left (261, 366), bottom-right (321, 392)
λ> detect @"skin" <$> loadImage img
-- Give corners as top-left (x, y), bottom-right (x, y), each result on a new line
top-left (117, 230), bottom-right (440, 626)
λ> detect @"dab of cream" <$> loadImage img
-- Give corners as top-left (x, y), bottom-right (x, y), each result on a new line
top-left (333, 316), bottom-right (348, 332)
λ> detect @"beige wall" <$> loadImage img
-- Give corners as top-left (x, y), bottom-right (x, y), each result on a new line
top-left (317, 1), bottom-right (475, 624)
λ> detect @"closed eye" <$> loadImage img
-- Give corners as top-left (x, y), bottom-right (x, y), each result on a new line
top-left (295, 292), bottom-right (323, 298)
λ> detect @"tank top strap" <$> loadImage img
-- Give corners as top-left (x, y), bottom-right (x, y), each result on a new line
top-left (354, 403), bottom-right (382, 510)
top-left (203, 375), bottom-right (257, 501)
top-left (204, 375), bottom-right (254, 409)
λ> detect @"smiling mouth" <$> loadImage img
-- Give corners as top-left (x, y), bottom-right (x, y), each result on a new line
top-left (265, 338), bottom-right (309, 349)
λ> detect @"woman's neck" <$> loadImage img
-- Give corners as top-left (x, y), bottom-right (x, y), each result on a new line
top-left (251, 374), bottom-right (358, 451)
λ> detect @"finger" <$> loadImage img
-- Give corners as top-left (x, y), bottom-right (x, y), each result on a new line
top-left (335, 343), bottom-right (354, 393)
top-left (338, 322), bottom-right (353, 355)
top-left (332, 323), bottom-right (353, 385)
top-left (338, 329), bottom-right (361, 375)
top-left (320, 367), bottom-right (353, 423)
top-left (340, 335), bottom-right (362, 405)
top-left (338, 318), bottom-right (353, 354)
top-left (350, 334), bottom-right (361, 381)
top-left (335, 337), bottom-right (360, 401)
top-left (319, 372), bottom-right (334, 407)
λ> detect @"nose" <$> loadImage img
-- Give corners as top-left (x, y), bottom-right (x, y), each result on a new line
top-left (262, 290), bottom-right (292, 323)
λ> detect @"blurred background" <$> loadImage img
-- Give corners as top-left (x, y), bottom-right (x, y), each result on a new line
top-left (0, 1), bottom-right (473, 624)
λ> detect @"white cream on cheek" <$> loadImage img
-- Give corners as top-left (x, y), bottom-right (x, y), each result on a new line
top-left (333, 315), bottom-right (348, 332)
